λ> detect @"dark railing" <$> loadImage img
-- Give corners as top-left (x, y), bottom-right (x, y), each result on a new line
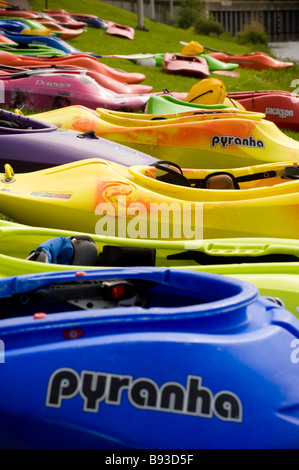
top-left (207, 2), bottom-right (299, 41)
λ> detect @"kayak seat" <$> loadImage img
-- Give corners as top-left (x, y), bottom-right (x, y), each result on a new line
top-left (28, 236), bottom-right (156, 267)
top-left (154, 161), bottom-right (238, 189)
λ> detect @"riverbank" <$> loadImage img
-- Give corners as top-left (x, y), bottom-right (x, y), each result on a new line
top-left (269, 41), bottom-right (299, 65)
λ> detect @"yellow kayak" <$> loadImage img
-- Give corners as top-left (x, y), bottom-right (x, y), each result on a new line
top-left (31, 105), bottom-right (299, 169)
top-left (0, 158), bottom-right (299, 239)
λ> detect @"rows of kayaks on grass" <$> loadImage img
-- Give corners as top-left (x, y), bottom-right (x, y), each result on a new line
top-left (0, 20), bottom-right (297, 131)
top-left (0, 7), bottom-right (299, 450)
top-left (0, 6), bottom-right (136, 38)
top-left (0, 39), bottom-right (297, 130)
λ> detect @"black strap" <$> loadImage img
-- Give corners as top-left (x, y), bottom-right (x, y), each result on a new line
top-left (188, 89), bottom-right (213, 103)
top-left (154, 161), bottom-right (191, 187)
top-left (191, 166), bottom-right (299, 189)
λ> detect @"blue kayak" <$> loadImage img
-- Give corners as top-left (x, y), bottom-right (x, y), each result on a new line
top-left (0, 30), bottom-right (101, 57)
top-left (70, 15), bottom-right (107, 29)
top-left (0, 267), bottom-right (298, 449)
top-left (0, 19), bottom-right (31, 33)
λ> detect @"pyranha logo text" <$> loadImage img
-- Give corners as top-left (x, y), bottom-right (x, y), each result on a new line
top-left (211, 135), bottom-right (265, 149)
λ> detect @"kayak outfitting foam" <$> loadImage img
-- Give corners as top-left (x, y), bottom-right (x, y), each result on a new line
top-left (0, 267), bottom-right (298, 449)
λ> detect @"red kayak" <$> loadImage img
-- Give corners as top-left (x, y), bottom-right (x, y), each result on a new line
top-left (227, 90), bottom-right (299, 131)
top-left (208, 52), bottom-right (293, 71)
top-left (105, 21), bottom-right (135, 40)
top-left (162, 53), bottom-right (210, 78)
top-left (0, 51), bottom-right (147, 84)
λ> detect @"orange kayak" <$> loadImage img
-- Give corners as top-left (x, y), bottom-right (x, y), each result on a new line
top-left (31, 17), bottom-right (84, 40)
top-left (208, 52), bottom-right (293, 71)
top-left (0, 51), bottom-right (147, 84)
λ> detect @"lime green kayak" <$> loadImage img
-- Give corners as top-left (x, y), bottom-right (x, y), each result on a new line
top-left (0, 43), bottom-right (66, 57)
top-left (144, 94), bottom-right (249, 115)
top-left (0, 219), bottom-right (298, 316)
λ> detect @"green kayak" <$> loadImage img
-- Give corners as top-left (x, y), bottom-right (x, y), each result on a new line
top-left (0, 220), bottom-right (298, 316)
top-left (144, 94), bottom-right (263, 116)
top-left (0, 43), bottom-right (66, 57)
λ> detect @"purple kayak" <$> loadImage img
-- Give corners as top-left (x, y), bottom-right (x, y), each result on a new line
top-left (0, 71), bottom-right (160, 112)
top-left (0, 108), bottom-right (157, 172)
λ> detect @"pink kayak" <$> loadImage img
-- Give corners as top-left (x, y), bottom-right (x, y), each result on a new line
top-left (162, 53), bottom-right (210, 78)
top-left (0, 71), bottom-right (183, 112)
top-left (105, 21), bottom-right (135, 40)
top-left (0, 64), bottom-right (153, 94)
top-left (0, 51), bottom-right (147, 84)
